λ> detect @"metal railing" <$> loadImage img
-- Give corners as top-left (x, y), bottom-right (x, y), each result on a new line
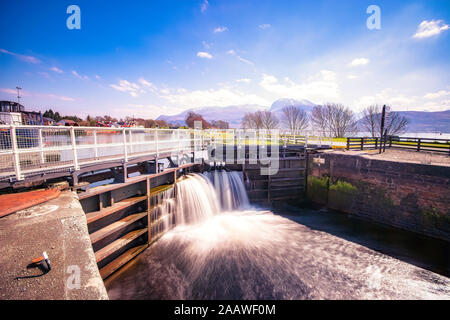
top-left (0, 126), bottom-right (344, 182)
top-left (0, 125), bottom-right (204, 181)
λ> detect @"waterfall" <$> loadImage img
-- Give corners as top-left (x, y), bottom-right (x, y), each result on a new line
top-left (203, 171), bottom-right (249, 211)
top-left (175, 171), bottom-right (249, 224)
top-left (150, 171), bottom-right (249, 237)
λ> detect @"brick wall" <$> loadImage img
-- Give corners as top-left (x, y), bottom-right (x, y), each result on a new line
top-left (307, 152), bottom-right (450, 241)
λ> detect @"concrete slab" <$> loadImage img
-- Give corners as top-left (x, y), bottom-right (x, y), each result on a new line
top-left (324, 149), bottom-right (450, 167)
top-left (0, 188), bottom-right (61, 218)
top-left (0, 191), bottom-right (108, 300)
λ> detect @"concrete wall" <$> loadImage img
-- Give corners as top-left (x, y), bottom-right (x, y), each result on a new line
top-left (307, 151), bottom-right (450, 241)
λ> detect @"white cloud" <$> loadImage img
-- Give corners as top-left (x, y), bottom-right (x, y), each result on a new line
top-left (355, 88), bottom-right (450, 112)
top-left (109, 80), bottom-right (144, 97)
top-left (214, 26), bottom-right (228, 33)
top-left (114, 104), bottom-right (185, 120)
top-left (95, 75), bottom-right (102, 80)
top-left (227, 50), bottom-right (254, 65)
top-left (236, 78), bottom-right (252, 83)
top-left (424, 90), bottom-right (450, 99)
top-left (259, 70), bottom-right (340, 102)
top-left (0, 48), bottom-right (41, 64)
top-left (159, 86), bottom-right (269, 108)
top-left (413, 19), bottom-right (449, 39)
top-left (355, 88), bottom-right (420, 111)
top-left (50, 67), bottom-right (63, 73)
top-left (259, 24), bottom-right (271, 30)
top-left (349, 58), bottom-right (370, 67)
top-left (201, 0), bottom-right (208, 13)
top-left (197, 51), bottom-right (213, 59)
top-left (72, 70), bottom-right (89, 80)
top-left (138, 77), bottom-right (157, 92)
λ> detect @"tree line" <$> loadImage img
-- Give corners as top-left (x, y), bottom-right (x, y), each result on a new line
top-left (240, 104), bottom-right (409, 138)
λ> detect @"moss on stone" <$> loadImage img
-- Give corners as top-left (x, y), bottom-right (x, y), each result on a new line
top-left (329, 180), bottom-right (357, 194)
top-left (307, 176), bottom-right (329, 205)
top-left (421, 206), bottom-right (450, 228)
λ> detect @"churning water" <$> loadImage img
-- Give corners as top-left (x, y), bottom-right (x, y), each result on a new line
top-left (105, 171), bottom-right (450, 300)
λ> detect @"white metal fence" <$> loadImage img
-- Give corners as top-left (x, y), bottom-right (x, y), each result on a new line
top-left (0, 126), bottom-right (204, 181)
top-left (0, 126), bottom-right (341, 182)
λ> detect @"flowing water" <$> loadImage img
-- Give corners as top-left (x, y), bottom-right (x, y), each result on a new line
top-left (105, 171), bottom-right (450, 300)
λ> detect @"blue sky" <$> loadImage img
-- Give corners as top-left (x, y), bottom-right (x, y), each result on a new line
top-left (0, 0), bottom-right (449, 119)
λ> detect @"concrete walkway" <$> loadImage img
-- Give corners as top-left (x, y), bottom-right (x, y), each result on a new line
top-left (0, 191), bottom-right (108, 300)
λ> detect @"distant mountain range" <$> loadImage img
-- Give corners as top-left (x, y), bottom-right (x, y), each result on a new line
top-left (157, 98), bottom-right (450, 132)
top-left (396, 110), bottom-right (450, 133)
top-left (157, 99), bottom-right (315, 128)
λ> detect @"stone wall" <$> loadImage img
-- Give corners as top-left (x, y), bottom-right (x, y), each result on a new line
top-left (307, 151), bottom-right (450, 241)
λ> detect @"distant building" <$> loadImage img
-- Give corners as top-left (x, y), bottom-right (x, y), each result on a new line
top-left (0, 101), bottom-right (25, 113)
top-left (0, 101), bottom-right (43, 125)
top-left (43, 117), bottom-right (56, 126)
top-left (57, 119), bottom-right (79, 126)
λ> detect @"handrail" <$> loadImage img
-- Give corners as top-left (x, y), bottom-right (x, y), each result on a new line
top-left (0, 125), bottom-right (345, 182)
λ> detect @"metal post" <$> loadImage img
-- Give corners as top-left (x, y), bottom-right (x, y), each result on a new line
top-left (93, 130), bottom-right (99, 159)
top-left (10, 125), bottom-right (23, 181)
top-left (383, 129), bottom-right (388, 153)
top-left (361, 138), bottom-right (364, 151)
top-left (379, 105), bottom-right (386, 154)
top-left (129, 129), bottom-right (133, 155)
top-left (70, 126), bottom-right (80, 170)
top-left (417, 138), bottom-right (421, 152)
top-left (122, 128), bottom-right (128, 163)
top-left (38, 128), bottom-right (45, 164)
top-left (155, 128), bottom-right (159, 157)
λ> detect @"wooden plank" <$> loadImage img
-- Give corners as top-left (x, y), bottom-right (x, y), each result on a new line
top-left (90, 212), bottom-right (147, 245)
top-left (95, 228), bottom-right (148, 263)
top-left (99, 244), bottom-right (148, 279)
top-left (78, 163), bottom-right (195, 200)
top-left (86, 195), bottom-right (147, 225)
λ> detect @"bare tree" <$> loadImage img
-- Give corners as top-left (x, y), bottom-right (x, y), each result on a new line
top-left (241, 110), bottom-right (279, 130)
top-left (241, 112), bottom-right (261, 129)
top-left (259, 110), bottom-right (279, 130)
top-left (311, 105), bottom-right (329, 135)
top-left (360, 105), bottom-right (408, 137)
top-left (360, 105), bottom-right (379, 137)
top-left (311, 104), bottom-right (357, 137)
top-left (282, 106), bottom-right (309, 133)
